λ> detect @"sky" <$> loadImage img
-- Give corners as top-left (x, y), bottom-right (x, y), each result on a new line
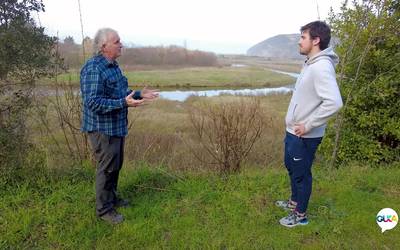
top-left (37, 0), bottom-right (344, 54)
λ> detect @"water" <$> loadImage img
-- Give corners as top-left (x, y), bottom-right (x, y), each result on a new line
top-left (159, 86), bottom-right (294, 102)
top-left (159, 70), bottom-right (299, 101)
top-left (37, 70), bottom-right (299, 102)
top-left (230, 64), bottom-right (248, 68)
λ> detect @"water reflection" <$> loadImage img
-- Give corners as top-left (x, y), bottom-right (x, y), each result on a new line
top-left (159, 86), bottom-right (294, 102)
top-left (159, 70), bottom-right (299, 102)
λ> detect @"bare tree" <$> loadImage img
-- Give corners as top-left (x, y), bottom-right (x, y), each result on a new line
top-left (187, 97), bottom-right (266, 174)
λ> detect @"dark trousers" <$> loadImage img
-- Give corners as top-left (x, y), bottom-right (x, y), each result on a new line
top-left (88, 132), bottom-right (125, 216)
top-left (284, 132), bottom-right (322, 213)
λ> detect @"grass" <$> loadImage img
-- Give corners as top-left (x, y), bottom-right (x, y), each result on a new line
top-left (219, 55), bottom-right (303, 73)
top-left (1, 163), bottom-right (399, 249)
top-left (48, 66), bottom-right (295, 88)
top-left (124, 67), bottom-right (294, 88)
top-left (7, 63), bottom-right (398, 248)
top-left (29, 94), bottom-right (292, 170)
top-left (121, 95), bottom-right (291, 170)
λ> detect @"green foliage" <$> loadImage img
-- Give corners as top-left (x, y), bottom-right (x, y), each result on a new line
top-left (0, 0), bottom-right (62, 80)
top-left (0, 89), bottom-right (33, 179)
top-left (0, 0), bottom-right (63, 179)
top-left (322, 0), bottom-right (400, 165)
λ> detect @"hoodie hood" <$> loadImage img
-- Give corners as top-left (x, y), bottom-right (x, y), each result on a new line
top-left (306, 47), bottom-right (339, 67)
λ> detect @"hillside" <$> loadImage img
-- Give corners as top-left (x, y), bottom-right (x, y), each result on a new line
top-left (247, 34), bottom-right (304, 59)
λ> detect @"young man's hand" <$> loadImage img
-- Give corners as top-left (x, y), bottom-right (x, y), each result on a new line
top-left (294, 123), bottom-right (306, 137)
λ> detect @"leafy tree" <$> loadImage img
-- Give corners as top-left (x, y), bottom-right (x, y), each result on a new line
top-left (321, 0), bottom-right (400, 166)
top-left (0, 0), bottom-right (61, 81)
top-left (63, 36), bottom-right (75, 45)
top-left (0, 0), bottom-right (62, 179)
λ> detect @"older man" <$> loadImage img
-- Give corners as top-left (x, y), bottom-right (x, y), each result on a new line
top-left (80, 28), bottom-right (159, 224)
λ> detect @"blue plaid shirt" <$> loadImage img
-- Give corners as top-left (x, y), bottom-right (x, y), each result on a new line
top-left (80, 55), bottom-right (141, 137)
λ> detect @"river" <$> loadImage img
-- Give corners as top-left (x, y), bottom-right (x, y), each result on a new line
top-left (36, 69), bottom-right (299, 102)
top-left (158, 70), bottom-right (298, 101)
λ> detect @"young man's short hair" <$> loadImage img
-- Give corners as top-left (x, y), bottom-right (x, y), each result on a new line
top-left (301, 21), bottom-right (331, 50)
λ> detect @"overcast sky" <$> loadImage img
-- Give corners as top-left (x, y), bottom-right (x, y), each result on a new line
top-left (37, 0), bottom-right (344, 54)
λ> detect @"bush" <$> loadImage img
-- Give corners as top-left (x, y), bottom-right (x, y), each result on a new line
top-left (0, 0), bottom-right (63, 181)
top-left (187, 97), bottom-right (268, 174)
top-left (323, 0), bottom-right (400, 165)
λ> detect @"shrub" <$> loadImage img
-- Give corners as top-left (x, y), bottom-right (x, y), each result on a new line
top-left (187, 97), bottom-right (267, 174)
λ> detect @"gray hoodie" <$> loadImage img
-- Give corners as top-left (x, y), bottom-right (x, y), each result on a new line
top-left (285, 47), bottom-right (343, 138)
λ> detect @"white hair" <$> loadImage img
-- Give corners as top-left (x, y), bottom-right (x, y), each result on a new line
top-left (93, 28), bottom-right (118, 56)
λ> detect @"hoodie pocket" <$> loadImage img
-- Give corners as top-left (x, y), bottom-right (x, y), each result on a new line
top-left (292, 104), bottom-right (298, 122)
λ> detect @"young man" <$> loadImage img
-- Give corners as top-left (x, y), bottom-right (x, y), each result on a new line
top-left (80, 28), bottom-right (159, 224)
top-left (276, 21), bottom-right (343, 227)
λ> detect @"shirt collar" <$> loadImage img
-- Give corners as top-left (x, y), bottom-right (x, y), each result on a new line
top-left (97, 55), bottom-right (119, 67)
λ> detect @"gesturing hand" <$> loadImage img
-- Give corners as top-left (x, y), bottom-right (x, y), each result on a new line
top-left (125, 91), bottom-right (145, 107)
top-left (141, 86), bottom-right (159, 100)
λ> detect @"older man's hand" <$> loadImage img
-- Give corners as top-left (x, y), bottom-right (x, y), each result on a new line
top-left (140, 86), bottom-right (159, 100)
top-left (125, 91), bottom-right (145, 107)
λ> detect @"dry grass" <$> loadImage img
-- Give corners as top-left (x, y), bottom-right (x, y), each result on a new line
top-left (27, 88), bottom-right (291, 172)
top-left (124, 94), bottom-right (291, 171)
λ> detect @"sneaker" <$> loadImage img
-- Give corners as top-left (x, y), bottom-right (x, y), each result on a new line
top-left (114, 198), bottom-right (129, 208)
top-left (100, 209), bottom-right (124, 224)
top-left (279, 211), bottom-right (309, 228)
top-left (275, 200), bottom-right (296, 211)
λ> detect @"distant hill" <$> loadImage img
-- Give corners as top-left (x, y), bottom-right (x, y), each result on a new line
top-left (247, 34), bottom-right (303, 59)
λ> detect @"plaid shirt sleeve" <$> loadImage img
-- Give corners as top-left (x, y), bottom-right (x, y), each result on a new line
top-left (81, 65), bottom-right (126, 114)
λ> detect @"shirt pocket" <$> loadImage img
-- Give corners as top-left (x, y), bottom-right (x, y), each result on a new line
top-left (105, 75), bottom-right (124, 99)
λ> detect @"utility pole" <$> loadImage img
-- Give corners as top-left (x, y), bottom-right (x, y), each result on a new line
top-left (77, 0), bottom-right (85, 61)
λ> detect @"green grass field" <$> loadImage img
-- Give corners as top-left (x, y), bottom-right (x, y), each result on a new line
top-left (125, 67), bottom-right (294, 88)
top-left (219, 55), bottom-right (303, 73)
top-left (1, 163), bottom-right (399, 249)
top-left (50, 66), bottom-right (295, 88)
